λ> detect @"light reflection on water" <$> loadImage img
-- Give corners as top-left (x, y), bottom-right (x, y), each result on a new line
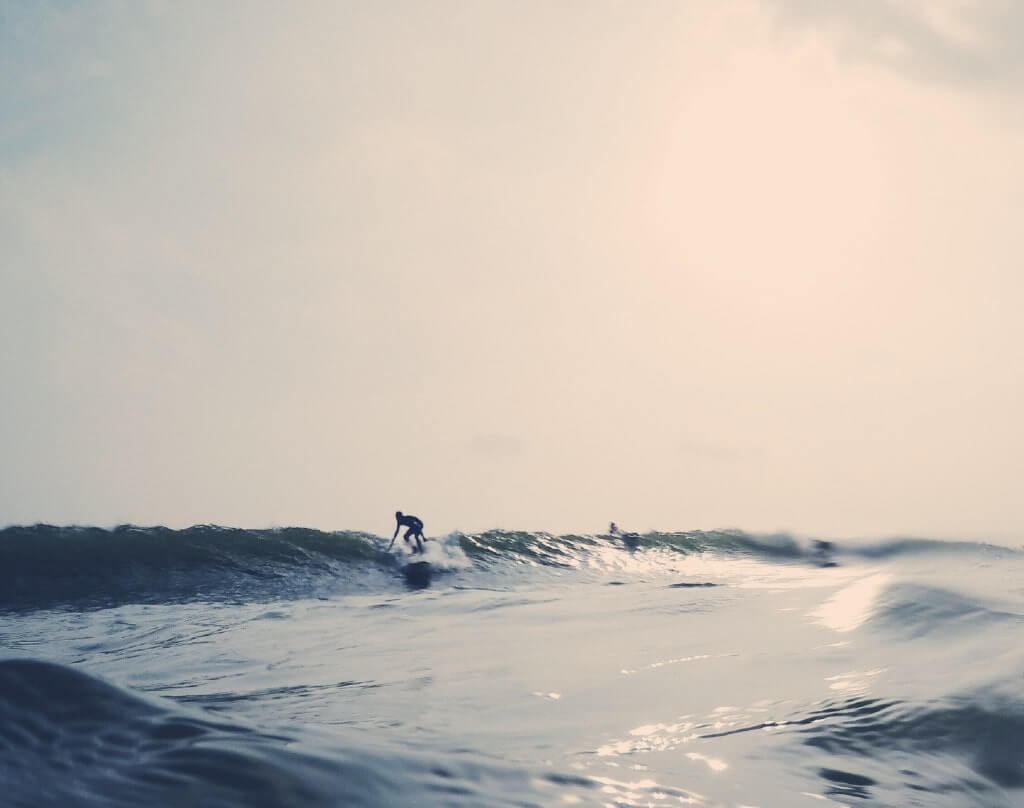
top-left (685, 752), bottom-right (728, 772)
top-left (561, 560), bottom-right (899, 806)
top-left (588, 674), bottom-right (909, 806)
top-left (619, 653), bottom-right (719, 676)
top-left (590, 774), bottom-right (704, 806)
top-left (811, 573), bottom-right (890, 632)
top-left (597, 719), bottom-right (700, 757)
top-left (824, 668), bottom-right (886, 693)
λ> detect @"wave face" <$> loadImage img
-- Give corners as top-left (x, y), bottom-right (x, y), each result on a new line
top-left (0, 525), bottom-right (390, 611)
top-left (1, 523), bottom-right (1018, 612)
top-left (0, 659), bottom-right (569, 808)
top-left (0, 524), bottom-right (771, 611)
top-left (795, 693), bottom-right (1024, 796)
top-left (871, 582), bottom-right (1024, 639)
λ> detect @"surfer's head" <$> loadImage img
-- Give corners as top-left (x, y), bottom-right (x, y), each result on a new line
top-left (395, 511), bottom-right (402, 519)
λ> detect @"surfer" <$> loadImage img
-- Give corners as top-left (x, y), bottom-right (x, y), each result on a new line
top-left (811, 540), bottom-right (837, 567)
top-left (389, 511), bottom-right (426, 554)
top-left (609, 522), bottom-right (640, 547)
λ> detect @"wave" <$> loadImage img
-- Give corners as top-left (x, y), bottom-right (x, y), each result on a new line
top-left (0, 658), bottom-right (597, 808)
top-left (700, 690), bottom-right (1024, 805)
top-left (458, 528), bottom-right (807, 563)
top-left (0, 524), bottom-right (806, 610)
top-left (0, 524), bottom-right (393, 612)
top-left (798, 693), bottom-right (1024, 803)
top-left (2, 524), bottom-right (1017, 612)
top-left (870, 582), bottom-right (1024, 639)
top-left (846, 536), bottom-right (1021, 559)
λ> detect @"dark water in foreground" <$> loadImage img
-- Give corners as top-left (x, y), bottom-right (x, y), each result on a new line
top-left (1, 525), bottom-right (1023, 807)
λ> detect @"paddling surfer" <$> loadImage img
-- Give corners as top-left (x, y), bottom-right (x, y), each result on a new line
top-left (389, 511), bottom-right (426, 554)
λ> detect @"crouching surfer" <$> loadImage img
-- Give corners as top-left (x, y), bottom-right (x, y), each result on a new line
top-left (389, 511), bottom-right (426, 554)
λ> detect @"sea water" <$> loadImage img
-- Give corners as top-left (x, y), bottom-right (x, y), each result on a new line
top-left (1, 525), bottom-right (1023, 807)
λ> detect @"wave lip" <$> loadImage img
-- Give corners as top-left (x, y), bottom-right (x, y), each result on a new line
top-left (454, 528), bottom-right (806, 564)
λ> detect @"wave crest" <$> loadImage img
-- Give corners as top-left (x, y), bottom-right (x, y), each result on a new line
top-left (3, 524), bottom-right (1016, 611)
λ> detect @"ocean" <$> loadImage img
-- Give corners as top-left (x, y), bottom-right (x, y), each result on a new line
top-left (1, 524), bottom-right (1022, 807)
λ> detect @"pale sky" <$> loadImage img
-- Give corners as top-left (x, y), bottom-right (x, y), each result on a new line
top-left (2, 1), bottom-right (1023, 539)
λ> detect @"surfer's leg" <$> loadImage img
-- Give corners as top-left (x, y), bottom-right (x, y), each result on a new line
top-left (415, 532), bottom-right (424, 553)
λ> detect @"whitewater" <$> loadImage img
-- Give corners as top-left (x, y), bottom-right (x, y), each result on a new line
top-left (1, 525), bottom-right (1023, 807)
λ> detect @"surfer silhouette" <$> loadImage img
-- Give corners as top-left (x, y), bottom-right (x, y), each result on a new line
top-left (811, 540), bottom-right (837, 567)
top-left (389, 511), bottom-right (426, 554)
top-left (609, 522), bottom-right (640, 548)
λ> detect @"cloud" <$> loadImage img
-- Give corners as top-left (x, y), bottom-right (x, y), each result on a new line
top-left (769, 0), bottom-right (1024, 89)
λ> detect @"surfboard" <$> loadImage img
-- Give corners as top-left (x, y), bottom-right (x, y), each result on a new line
top-left (608, 530), bottom-right (640, 549)
top-left (402, 560), bottom-right (432, 588)
top-left (621, 532), bottom-right (640, 549)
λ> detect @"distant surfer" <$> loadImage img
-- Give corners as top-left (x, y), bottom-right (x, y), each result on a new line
top-left (389, 511), bottom-right (426, 554)
top-left (609, 522), bottom-right (640, 548)
top-left (811, 540), bottom-right (837, 567)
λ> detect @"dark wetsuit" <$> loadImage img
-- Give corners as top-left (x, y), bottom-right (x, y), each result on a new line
top-left (391, 512), bottom-right (425, 554)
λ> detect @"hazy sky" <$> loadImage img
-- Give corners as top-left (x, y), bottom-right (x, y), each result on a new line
top-left (3, 1), bottom-right (1023, 539)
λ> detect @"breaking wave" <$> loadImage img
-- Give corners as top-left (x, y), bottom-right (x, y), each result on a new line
top-left (1, 523), bottom-right (1018, 612)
